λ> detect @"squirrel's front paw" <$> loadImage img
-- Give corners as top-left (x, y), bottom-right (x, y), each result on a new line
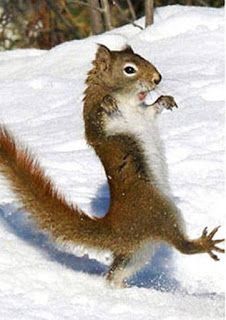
top-left (101, 95), bottom-right (118, 115)
top-left (154, 95), bottom-right (178, 113)
top-left (198, 226), bottom-right (224, 261)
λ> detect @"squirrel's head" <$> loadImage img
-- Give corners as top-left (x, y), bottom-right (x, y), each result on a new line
top-left (92, 44), bottom-right (161, 102)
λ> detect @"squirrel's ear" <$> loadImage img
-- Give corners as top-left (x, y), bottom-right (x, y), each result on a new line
top-left (95, 44), bottom-right (112, 71)
top-left (123, 45), bottom-right (134, 54)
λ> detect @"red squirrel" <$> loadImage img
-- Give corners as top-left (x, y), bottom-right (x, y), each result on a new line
top-left (0, 45), bottom-right (224, 288)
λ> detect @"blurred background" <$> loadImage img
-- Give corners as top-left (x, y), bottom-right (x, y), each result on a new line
top-left (0, 0), bottom-right (224, 50)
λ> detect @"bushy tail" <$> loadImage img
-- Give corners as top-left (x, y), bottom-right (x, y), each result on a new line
top-left (0, 125), bottom-right (99, 245)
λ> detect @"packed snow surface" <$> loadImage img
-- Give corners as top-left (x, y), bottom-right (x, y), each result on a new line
top-left (0, 5), bottom-right (225, 320)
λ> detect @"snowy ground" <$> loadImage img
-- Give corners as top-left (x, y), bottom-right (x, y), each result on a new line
top-left (0, 5), bottom-right (225, 320)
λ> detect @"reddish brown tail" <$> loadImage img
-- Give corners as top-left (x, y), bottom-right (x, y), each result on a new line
top-left (0, 125), bottom-right (96, 243)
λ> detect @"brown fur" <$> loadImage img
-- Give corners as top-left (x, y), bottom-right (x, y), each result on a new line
top-left (0, 45), bottom-right (224, 287)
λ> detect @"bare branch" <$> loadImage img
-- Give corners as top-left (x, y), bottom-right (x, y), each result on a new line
top-left (195, 0), bottom-right (209, 6)
top-left (126, 0), bottom-right (136, 20)
top-left (68, 0), bottom-right (104, 13)
top-left (87, 0), bottom-right (104, 34)
top-left (45, 0), bottom-right (77, 30)
top-left (100, 0), bottom-right (112, 30)
top-left (145, 0), bottom-right (154, 27)
top-left (112, 1), bottom-right (143, 30)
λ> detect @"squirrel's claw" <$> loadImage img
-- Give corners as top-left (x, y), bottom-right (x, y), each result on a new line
top-left (154, 95), bottom-right (178, 112)
top-left (200, 226), bottom-right (225, 261)
top-left (207, 226), bottom-right (221, 239)
top-left (213, 245), bottom-right (225, 253)
top-left (213, 239), bottom-right (225, 244)
top-left (208, 251), bottom-right (220, 261)
top-left (202, 226), bottom-right (208, 237)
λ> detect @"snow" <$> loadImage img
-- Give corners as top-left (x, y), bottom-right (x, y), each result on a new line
top-left (0, 5), bottom-right (225, 320)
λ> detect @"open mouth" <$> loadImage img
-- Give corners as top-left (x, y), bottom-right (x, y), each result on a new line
top-left (138, 91), bottom-right (149, 101)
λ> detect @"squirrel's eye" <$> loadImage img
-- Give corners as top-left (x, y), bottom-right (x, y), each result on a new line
top-left (124, 66), bottom-right (135, 74)
top-left (123, 63), bottom-right (138, 77)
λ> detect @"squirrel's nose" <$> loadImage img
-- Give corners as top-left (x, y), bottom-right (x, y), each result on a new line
top-left (153, 73), bottom-right (162, 85)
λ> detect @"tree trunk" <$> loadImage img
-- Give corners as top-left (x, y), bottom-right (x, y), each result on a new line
top-left (100, 0), bottom-right (112, 30)
top-left (145, 0), bottom-right (154, 27)
top-left (126, 0), bottom-right (136, 20)
top-left (88, 0), bottom-right (104, 34)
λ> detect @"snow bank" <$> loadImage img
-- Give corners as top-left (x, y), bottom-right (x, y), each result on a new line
top-left (0, 6), bottom-right (225, 320)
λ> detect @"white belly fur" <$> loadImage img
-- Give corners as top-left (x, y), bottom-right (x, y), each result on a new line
top-left (105, 93), bottom-right (171, 197)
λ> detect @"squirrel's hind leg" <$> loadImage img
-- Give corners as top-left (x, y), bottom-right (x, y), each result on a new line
top-left (106, 244), bottom-right (156, 288)
top-left (106, 254), bottom-right (130, 288)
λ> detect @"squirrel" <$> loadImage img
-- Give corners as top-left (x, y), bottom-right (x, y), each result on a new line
top-left (0, 44), bottom-right (224, 288)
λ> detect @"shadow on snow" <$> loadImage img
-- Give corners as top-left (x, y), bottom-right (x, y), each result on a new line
top-left (0, 183), bottom-right (179, 292)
